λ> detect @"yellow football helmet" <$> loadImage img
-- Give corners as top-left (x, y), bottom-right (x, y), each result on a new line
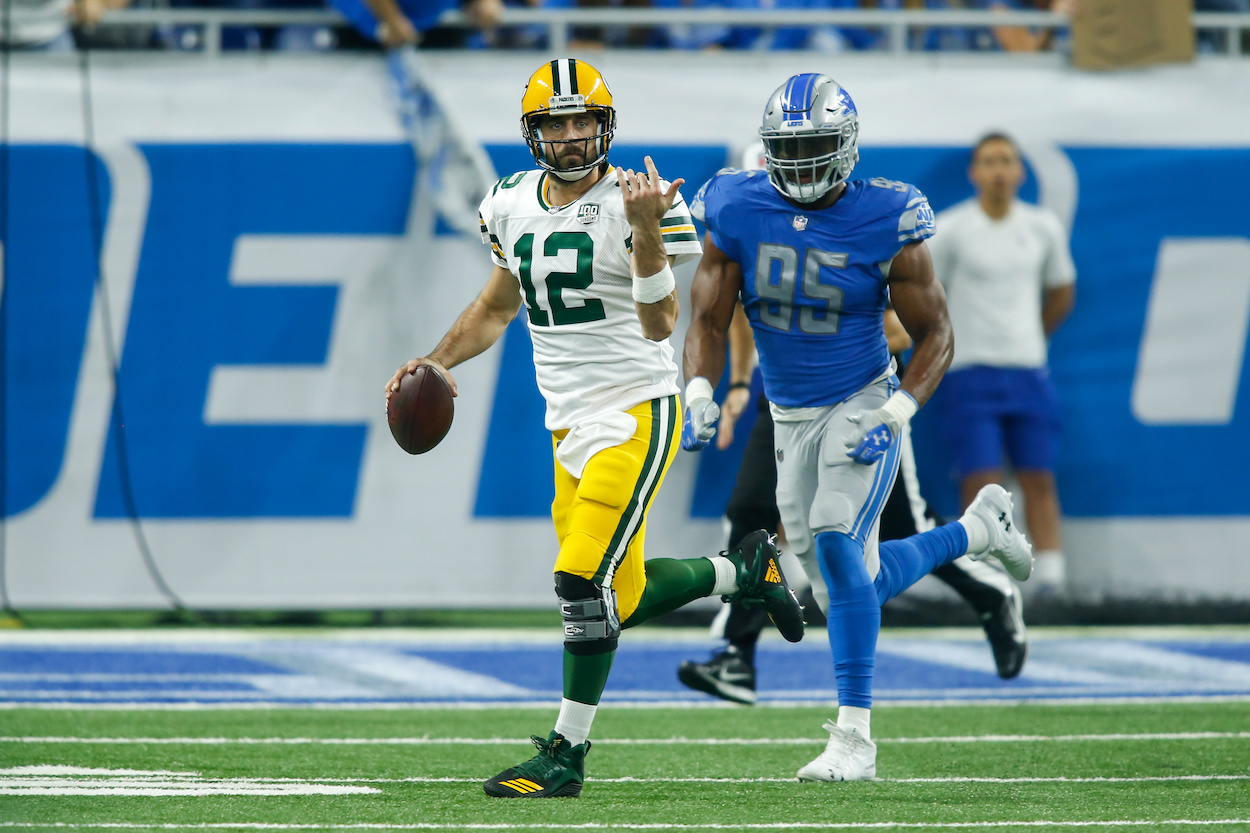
top-left (520, 58), bottom-right (616, 180)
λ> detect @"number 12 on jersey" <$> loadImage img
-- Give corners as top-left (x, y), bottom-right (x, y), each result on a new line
top-left (754, 244), bottom-right (848, 335)
top-left (515, 231), bottom-right (607, 327)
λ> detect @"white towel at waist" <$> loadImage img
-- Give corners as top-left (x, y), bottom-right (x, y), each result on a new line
top-left (554, 411), bottom-right (639, 480)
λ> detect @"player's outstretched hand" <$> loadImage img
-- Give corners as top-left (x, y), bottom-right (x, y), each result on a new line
top-left (681, 398), bottom-right (721, 452)
top-left (385, 357), bottom-right (458, 401)
top-left (617, 156), bottom-right (685, 229)
top-left (844, 408), bottom-right (898, 465)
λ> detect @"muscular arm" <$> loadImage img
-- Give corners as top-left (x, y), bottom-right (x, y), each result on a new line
top-left (682, 233), bottom-right (744, 387)
top-left (714, 301), bottom-right (757, 450)
top-left (630, 246), bottom-right (680, 341)
top-left (887, 240), bottom-right (953, 409)
top-left (620, 158), bottom-right (683, 341)
top-left (428, 264), bottom-right (523, 369)
top-left (727, 302), bottom-right (757, 385)
top-left (385, 264), bottom-right (522, 396)
top-left (883, 307), bottom-right (913, 355)
top-left (1042, 284), bottom-right (1075, 336)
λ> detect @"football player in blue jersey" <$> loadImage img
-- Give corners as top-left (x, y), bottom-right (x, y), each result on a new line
top-left (682, 73), bottom-right (1036, 781)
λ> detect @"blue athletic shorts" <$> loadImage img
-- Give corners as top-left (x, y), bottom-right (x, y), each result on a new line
top-left (936, 365), bottom-right (1061, 478)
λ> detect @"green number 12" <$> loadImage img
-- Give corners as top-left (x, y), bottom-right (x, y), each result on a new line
top-left (515, 231), bottom-right (606, 327)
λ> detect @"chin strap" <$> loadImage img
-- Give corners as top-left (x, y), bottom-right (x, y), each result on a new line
top-left (551, 167), bottom-right (594, 182)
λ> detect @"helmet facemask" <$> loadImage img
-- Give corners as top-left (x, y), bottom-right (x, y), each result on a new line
top-left (522, 106), bottom-right (616, 182)
top-left (761, 126), bottom-right (857, 204)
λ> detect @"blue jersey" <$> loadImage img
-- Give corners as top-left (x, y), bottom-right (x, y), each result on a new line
top-left (692, 169), bottom-right (935, 408)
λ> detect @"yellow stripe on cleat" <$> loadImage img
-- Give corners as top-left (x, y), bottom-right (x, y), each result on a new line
top-left (764, 562), bottom-right (781, 583)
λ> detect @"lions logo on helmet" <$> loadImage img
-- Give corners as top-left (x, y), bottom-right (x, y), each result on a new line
top-left (521, 58), bottom-right (617, 182)
top-left (759, 73), bottom-right (860, 204)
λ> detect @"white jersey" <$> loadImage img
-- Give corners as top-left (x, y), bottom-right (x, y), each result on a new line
top-left (478, 168), bottom-right (702, 431)
top-left (929, 198), bottom-right (1076, 371)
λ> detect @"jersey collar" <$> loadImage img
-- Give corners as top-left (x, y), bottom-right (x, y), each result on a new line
top-left (538, 166), bottom-right (615, 213)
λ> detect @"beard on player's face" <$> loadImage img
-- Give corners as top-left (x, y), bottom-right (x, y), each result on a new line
top-left (551, 140), bottom-right (590, 168)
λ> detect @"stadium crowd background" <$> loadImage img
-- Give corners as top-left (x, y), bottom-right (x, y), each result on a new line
top-left (12, 0), bottom-right (1249, 54)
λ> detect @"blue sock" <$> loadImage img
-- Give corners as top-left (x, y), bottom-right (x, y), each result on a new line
top-left (815, 530), bottom-right (878, 710)
top-left (874, 523), bottom-right (970, 606)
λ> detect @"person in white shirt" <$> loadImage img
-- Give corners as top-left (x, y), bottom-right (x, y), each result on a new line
top-left (927, 132), bottom-right (1076, 593)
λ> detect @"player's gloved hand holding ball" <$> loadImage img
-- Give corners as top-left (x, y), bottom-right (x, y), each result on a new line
top-left (681, 377), bottom-right (721, 451)
top-left (844, 390), bottom-right (918, 465)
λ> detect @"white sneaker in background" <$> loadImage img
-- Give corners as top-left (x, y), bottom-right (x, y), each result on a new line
top-left (964, 484), bottom-right (1034, 581)
top-left (796, 721), bottom-right (877, 782)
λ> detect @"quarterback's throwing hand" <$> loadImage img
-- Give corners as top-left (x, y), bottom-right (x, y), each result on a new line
top-left (618, 156), bottom-right (685, 226)
top-left (681, 398), bottom-right (721, 452)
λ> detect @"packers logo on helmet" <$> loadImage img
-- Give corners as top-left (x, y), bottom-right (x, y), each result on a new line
top-left (521, 58), bottom-right (616, 181)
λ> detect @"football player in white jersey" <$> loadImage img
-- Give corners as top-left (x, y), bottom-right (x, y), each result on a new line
top-left (385, 58), bottom-right (806, 799)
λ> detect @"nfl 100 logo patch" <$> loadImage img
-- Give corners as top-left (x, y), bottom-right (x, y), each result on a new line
top-left (578, 204), bottom-right (600, 224)
top-left (793, 215), bottom-right (808, 231)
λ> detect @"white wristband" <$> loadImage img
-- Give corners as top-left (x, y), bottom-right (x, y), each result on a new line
top-left (881, 390), bottom-right (919, 428)
top-left (685, 377), bottom-right (714, 405)
top-left (632, 261), bottom-right (676, 305)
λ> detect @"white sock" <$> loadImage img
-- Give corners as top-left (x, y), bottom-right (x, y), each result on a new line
top-left (708, 555), bottom-right (739, 596)
top-left (958, 513), bottom-right (991, 553)
top-left (837, 705), bottom-right (872, 741)
top-left (1034, 550), bottom-right (1066, 584)
top-left (554, 699), bottom-right (597, 747)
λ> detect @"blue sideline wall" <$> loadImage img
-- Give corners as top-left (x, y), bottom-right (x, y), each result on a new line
top-left (2, 52), bottom-right (1247, 606)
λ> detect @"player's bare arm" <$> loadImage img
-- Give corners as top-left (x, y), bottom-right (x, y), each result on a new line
top-left (360, 0), bottom-right (417, 46)
top-left (678, 233), bottom-right (744, 451)
top-left (618, 155), bottom-right (684, 341)
top-left (1042, 284), bottom-right (1075, 336)
top-left (717, 303), bottom-right (757, 450)
top-left (887, 239), bottom-right (954, 409)
top-left (385, 264), bottom-right (522, 399)
top-left (683, 233), bottom-right (744, 387)
top-left (883, 308), bottom-right (912, 355)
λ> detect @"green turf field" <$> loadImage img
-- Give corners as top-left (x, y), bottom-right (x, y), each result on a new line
top-left (2, 702), bottom-right (1248, 831)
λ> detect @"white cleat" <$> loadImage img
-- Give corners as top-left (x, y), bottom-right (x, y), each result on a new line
top-left (965, 484), bottom-right (1034, 581)
top-left (796, 721), bottom-right (877, 782)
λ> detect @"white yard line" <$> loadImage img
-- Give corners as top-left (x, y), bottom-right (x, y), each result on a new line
top-left (2, 732), bottom-right (1247, 746)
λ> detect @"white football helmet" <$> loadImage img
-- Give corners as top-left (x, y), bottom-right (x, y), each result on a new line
top-left (759, 73), bottom-right (859, 204)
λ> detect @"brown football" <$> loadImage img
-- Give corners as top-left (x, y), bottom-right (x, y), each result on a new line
top-left (387, 364), bottom-right (454, 454)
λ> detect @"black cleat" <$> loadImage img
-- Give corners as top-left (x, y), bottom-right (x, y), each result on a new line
top-left (730, 530), bottom-right (804, 643)
top-left (678, 646), bottom-right (757, 705)
top-left (483, 732), bottom-right (589, 798)
top-left (981, 581), bottom-right (1028, 679)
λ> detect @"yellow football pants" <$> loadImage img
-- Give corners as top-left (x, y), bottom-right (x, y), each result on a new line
top-left (551, 395), bottom-right (680, 623)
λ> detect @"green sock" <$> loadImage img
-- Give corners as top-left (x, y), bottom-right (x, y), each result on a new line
top-left (620, 558), bottom-right (717, 628)
top-left (563, 648), bottom-right (615, 705)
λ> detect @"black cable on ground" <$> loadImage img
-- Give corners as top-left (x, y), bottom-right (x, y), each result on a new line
top-left (76, 38), bottom-right (187, 615)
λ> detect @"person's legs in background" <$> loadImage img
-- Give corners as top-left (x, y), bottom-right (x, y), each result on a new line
top-left (1002, 367), bottom-right (1066, 593)
top-left (678, 397), bottom-right (778, 704)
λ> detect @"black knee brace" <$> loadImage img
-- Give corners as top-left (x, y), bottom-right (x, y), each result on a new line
top-left (555, 572), bottom-right (620, 656)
